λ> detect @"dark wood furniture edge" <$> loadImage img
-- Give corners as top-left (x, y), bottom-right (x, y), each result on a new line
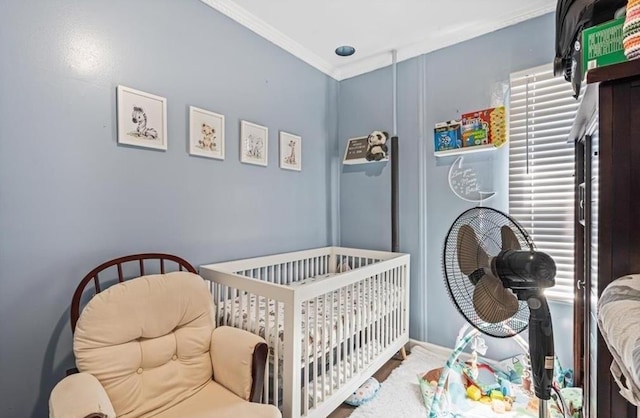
top-left (71, 253), bottom-right (197, 333)
top-left (249, 342), bottom-right (268, 403)
top-left (587, 59), bottom-right (640, 84)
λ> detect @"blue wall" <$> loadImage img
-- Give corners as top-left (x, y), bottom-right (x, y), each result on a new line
top-left (339, 13), bottom-right (575, 367)
top-left (0, 1), bottom-right (337, 416)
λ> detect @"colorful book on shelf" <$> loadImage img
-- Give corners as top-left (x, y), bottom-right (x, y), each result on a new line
top-left (434, 120), bottom-right (462, 152)
top-left (461, 106), bottom-right (506, 148)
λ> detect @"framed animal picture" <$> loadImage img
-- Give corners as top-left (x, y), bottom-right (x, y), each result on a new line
top-left (279, 131), bottom-right (301, 171)
top-left (189, 106), bottom-right (225, 160)
top-left (116, 85), bottom-right (167, 150)
top-left (240, 120), bottom-right (268, 166)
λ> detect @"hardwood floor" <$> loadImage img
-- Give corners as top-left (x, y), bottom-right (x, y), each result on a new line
top-left (327, 351), bottom-right (408, 418)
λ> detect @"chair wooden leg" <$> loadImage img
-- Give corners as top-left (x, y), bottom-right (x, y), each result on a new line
top-left (400, 346), bottom-right (407, 361)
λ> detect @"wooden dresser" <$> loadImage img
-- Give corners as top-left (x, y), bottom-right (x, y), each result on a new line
top-left (570, 59), bottom-right (640, 418)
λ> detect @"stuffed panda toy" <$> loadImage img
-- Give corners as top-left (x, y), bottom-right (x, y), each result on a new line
top-left (365, 130), bottom-right (389, 161)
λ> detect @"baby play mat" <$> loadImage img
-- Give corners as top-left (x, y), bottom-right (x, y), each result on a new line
top-left (348, 345), bottom-right (571, 418)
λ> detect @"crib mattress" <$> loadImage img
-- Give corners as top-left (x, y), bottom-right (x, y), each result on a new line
top-left (216, 277), bottom-right (399, 362)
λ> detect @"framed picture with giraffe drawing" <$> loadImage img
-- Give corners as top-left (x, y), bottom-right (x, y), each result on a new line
top-left (116, 85), bottom-right (167, 150)
top-left (279, 131), bottom-right (301, 171)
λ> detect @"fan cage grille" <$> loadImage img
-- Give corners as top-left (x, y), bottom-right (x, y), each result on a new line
top-left (443, 207), bottom-right (533, 338)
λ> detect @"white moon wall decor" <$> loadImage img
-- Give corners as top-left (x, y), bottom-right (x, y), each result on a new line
top-left (448, 156), bottom-right (496, 202)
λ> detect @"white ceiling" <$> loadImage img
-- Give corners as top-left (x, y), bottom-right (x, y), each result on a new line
top-left (201, 0), bottom-right (556, 80)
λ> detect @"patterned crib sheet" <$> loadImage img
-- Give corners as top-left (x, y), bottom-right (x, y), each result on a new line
top-left (216, 276), bottom-right (400, 362)
top-left (598, 274), bottom-right (640, 406)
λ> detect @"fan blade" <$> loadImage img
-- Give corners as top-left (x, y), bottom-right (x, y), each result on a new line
top-left (473, 271), bottom-right (519, 324)
top-left (457, 224), bottom-right (490, 276)
top-left (501, 225), bottom-right (521, 251)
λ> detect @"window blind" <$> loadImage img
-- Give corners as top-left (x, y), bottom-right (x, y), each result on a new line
top-left (509, 64), bottom-right (578, 303)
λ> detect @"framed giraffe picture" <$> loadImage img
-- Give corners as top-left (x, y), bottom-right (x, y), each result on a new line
top-left (279, 131), bottom-right (302, 171)
top-left (116, 85), bottom-right (167, 150)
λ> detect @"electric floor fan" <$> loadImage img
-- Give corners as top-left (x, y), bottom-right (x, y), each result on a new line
top-left (441, 207), bottom-right (557, 418)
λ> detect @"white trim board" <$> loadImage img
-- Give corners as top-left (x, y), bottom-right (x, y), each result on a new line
top-left (199, 0), bottom-right (337, 78)
top-left (199, 0), bottom-right (555, 81)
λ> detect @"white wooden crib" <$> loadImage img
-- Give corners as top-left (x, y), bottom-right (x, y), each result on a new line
top-left (199, 247), bottom-right (410, 418)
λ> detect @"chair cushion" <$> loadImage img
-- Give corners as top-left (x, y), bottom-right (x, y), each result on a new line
top-left (74, 272), bottom-right (214, 418)
top-left (153, 381), bottom-right (281, 418)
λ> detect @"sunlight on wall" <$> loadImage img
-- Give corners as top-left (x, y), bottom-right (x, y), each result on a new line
top-left (65, 32), bottom-right (107, 75)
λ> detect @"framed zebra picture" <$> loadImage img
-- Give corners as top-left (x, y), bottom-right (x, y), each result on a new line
top-left (116, 85), bottom-right (167, 150)
top-left (279, 131), bottom-right (301, 171)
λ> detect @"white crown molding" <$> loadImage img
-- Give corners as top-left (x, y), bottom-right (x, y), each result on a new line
top-left (199, 0), bottom-right (339, 78)
top-left (335, 4), bottom-right (556, 80)
top-left (201, 0), bottom-right (555, 81)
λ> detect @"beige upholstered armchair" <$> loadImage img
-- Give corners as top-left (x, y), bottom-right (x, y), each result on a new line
top-left (49, 254), bottom-right (281, 418)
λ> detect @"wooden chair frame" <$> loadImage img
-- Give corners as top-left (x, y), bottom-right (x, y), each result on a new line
top-left (70, 253), bottom-right (197, 333)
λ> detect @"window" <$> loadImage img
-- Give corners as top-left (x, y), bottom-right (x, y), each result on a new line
top-left (509, 64), bottom-right (578, 302)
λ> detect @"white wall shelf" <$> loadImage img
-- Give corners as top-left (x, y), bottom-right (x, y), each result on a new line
top-left (434, 144), bottom-right (498, 157)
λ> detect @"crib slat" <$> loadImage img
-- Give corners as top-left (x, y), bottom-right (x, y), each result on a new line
top-left (366, 276), bottom-right (371, 363)
top-left (274, 300), bottom-right (280, 408)
top-left (335, 287), bottom-right (342, 393)
top-left (321, 292), bottom-right (327, 403)
top-left (402, 267), bottom-right (407, 333)
top-left (355, 281), bottom-right (360, 373)
top-left (342, 287), bottom-right (353, 382)
top-left (265, 296), bottom-right (272, 405)
top-left (391, 268), bottom-right (396, 342)
top-left (254, 294), bottom-right (260, 337)
top-left (303, 299), bottom-right (310, 416)
top-left (389, 270), bottom-right (396, 343)
top-left (368, 276), bottom-right (374, 360)
top-left (383, 271), bottom-right (387, 349)
top-left (239, 289), bottom-right (245, 330)
top-left (376, 273), bottom-right (380, 355)
top-left (329, 290), bottom-right (335, 397)
top-left (264, 355), bottom-right (269, 405)
top-left (313, 296), bottom-right (318, 408)
top-left (377, 274), bottom-right (382, 355)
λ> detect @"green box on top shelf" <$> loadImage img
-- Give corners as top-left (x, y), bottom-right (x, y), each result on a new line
top-left (582, 16), bottom-right (627, 75)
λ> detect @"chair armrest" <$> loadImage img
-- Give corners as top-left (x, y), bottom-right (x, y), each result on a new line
top-left (210, 326), bottom-right (268, 402)
top-left (49, 372), bottom-right (115, 418)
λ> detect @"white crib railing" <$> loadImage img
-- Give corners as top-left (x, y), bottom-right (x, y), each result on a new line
top-left (199, 247), bottom-right (410, 418)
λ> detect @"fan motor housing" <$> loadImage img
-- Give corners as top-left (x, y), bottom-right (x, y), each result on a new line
top-left (493, 250), bottom-right (556, 291)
